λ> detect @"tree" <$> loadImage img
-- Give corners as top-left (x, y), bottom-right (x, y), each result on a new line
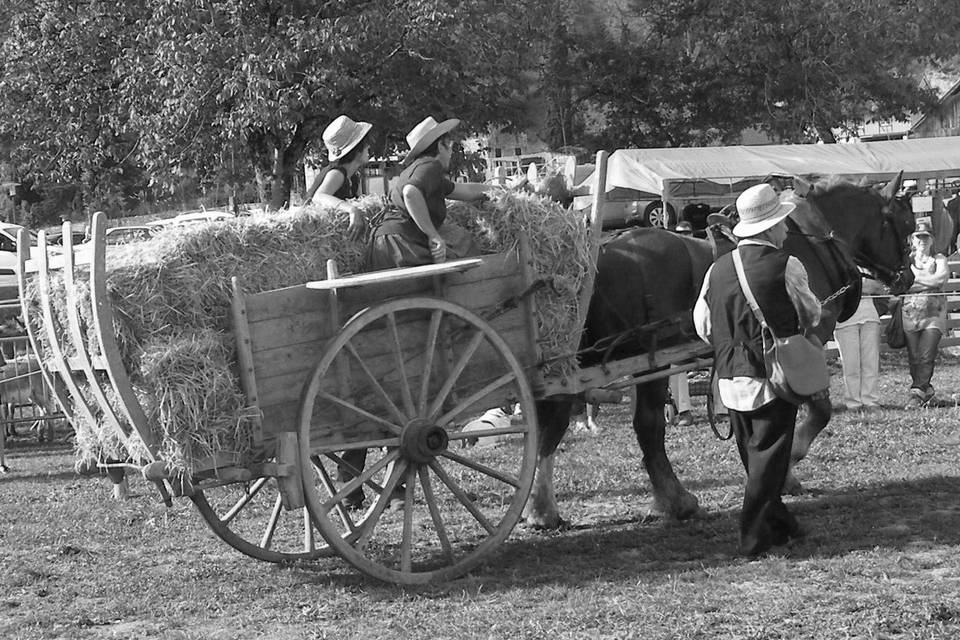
top-left (634, 0), bottom-right (960, 143)
top-left (0, 0), bottom-right (149, 215)
top-left (533, 1), bottom-right (771, 150)
top-left (0, 0), bottom-right (552, 213)
top-left (121, 0), bottom-right (550, 209)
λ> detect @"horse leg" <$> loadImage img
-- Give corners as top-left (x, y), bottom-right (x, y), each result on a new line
top-left (784, 392), bottom-right (832, 495)
top-left (524, 399), bottom-right (573, 529)
top-left (633, 379), bottom-right (699, 519)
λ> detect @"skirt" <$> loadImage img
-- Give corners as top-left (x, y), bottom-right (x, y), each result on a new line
top-left (366, 223), bottom-right (481, 271)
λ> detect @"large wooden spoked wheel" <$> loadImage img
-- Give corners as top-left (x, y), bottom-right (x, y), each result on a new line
top-left (299, 297), bottom-right (539, 584)
top-left (191, 466), bottom-right (331, 563)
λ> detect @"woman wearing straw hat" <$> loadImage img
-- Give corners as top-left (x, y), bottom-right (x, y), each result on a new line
top-left (367, 116), bottom-right (490, 269)
top-left (900, 218), bottom-right (950, 407)
top-left (694, 183), bottom-right (821, 557)
top-left (303, 114), bottom-right (373, 240)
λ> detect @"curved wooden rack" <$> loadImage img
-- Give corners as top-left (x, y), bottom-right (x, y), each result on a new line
top-left (17, 213), bottom-right (170, 502)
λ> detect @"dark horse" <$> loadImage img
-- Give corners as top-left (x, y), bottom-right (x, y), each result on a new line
top-left (524, 174), bottom-right (915, 527)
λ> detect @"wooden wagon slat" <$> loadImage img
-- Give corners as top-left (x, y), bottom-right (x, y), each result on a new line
top-left (33, 231), bottom-right (103, 440)
top-left (88, 213), bottom-right (161, 458)
top-left (16, 230), bottom-right (75, 427)
top-left (305, 258), bottom-right (483, 291)
top-left (60, 222), bottom-right (133, 445)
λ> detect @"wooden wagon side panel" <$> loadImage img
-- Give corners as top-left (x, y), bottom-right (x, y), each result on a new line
top-left (242, 251), bottom-right (534, 447)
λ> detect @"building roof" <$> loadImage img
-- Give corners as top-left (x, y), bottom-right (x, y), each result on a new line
top-left (910, 78), bottom-right (960, 134)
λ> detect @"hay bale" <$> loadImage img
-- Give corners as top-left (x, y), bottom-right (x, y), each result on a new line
top-left (447, 190), bottom-right (591, 376)
top-left (30, 193), bottom-right (592, 474)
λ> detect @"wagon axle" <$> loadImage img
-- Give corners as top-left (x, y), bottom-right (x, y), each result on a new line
top-left (400, 419), bottom-right (449, 463)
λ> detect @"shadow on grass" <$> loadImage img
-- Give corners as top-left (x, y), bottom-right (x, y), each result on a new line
top-left (1, 437), bottom-right (73, 454)
top-left (292, 474), bottom-right (960, 591)
top-left (0, 468), bottom-right (87, 484)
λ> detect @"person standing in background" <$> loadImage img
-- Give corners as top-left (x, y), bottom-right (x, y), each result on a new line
top-left (668, 374), bottom-right (693, 426)
top-left (901, 219), bottom-right (950, 407)
top-left (833, 271), bottom-right (884, 412)
top-left (947, 188), bottom-right (960, 256)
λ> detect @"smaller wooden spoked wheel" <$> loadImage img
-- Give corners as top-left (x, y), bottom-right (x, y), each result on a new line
top-left (191, 452), bottom-right (390, 563)
top-left (191, 468), bottom-right (331, 563)
top-left (299, 297), bottom-right (539, 584)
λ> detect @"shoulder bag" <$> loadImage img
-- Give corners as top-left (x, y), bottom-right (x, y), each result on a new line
top-left (884, 297), bottom-right (906, 349)
top-left (732, 249), bottom-right (830, 403)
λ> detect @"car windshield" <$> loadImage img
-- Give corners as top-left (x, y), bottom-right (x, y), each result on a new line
top-left (0, 226), bottom-right (38, 251)
top-left (106, 228), bottom-right (151, 244)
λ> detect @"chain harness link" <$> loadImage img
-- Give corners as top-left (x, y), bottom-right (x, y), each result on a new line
top-left (818, 281), bottom-right (855, 307)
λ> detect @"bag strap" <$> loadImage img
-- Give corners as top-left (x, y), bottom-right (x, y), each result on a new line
top-left (731, 248), bottom-right (769, 328)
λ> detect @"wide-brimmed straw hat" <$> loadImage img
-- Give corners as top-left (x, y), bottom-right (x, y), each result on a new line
top-left (323, 115), bottom-right (372, 162)
top-left (403, 116), bottom-right (460, 164)
top-left (732, 184), bottom-right (796, 238)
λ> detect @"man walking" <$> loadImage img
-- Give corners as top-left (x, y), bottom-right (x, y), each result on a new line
top-left (693, 184), bottom-right (822, 557)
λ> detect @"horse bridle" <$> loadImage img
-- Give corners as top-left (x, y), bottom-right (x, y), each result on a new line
top-left (856, 197), bottom-right (913, 290)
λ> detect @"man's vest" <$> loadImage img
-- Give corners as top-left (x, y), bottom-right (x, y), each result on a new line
top-left (706, 244), bottom-right (800, 379)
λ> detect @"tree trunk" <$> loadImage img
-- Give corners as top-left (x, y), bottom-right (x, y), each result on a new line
top-left (267, 124), bottom-right (312, 211)
top-left (814, 118), bottom-right (837, 144)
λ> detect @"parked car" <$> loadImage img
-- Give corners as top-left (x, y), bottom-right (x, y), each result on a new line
top-left (0, 222), bottom-right (39, 303)
top-left (147, 210), bottom-right (236, 230)
top-left (46, 228), bottom-right (88, 246)
top-left (104, 225), bottom-right (156, 245)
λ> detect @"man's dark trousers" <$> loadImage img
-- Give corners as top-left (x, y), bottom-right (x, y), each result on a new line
top-left (729, 396), bottom-right (800, 556)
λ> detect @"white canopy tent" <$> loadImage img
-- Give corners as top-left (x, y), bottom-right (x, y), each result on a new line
top-left (577, 136), bottom-right (960, 204)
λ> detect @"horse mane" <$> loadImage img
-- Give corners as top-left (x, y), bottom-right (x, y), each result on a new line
top-left (807, 176), bottom-right (877, 200)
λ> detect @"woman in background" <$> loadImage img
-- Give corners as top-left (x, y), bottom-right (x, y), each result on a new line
top-left (834, 271), bottom-right (884, 412)
top-left (901, 219), bottom-right (950, 407)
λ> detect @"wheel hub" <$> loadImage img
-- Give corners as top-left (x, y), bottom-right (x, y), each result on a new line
top-left (400, 419), bottom-right (449, 463)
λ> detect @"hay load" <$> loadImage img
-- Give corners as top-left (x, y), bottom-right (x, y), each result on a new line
top-left (32, 191), bottom-right (592, 475)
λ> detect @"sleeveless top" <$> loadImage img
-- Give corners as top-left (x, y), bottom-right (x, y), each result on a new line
top-left (902, 253), bottom-right (948, 332)
top-left (311, 165), bottom-right (360, 203)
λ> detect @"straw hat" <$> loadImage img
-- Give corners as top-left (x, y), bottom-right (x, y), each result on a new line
top-left (403, 116), bottom-right (460, 164)
top-left (323, 115), bottom-right (372, 162)
top-left (732, 184), bottom-right (796, 238)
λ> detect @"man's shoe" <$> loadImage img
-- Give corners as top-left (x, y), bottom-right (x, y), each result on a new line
top-left (676, 411), bottom-right (693, 426)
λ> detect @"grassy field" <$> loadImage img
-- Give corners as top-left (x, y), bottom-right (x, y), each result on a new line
top-left (3, 351), bottom-right (960, 639)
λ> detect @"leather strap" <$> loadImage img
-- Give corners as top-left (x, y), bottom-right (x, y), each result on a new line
top-left (731, 248), bottom-right (769, 328)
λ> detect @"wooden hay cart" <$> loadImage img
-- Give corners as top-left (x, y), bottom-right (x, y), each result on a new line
top-left (18, 151), bottom-right (714, 584)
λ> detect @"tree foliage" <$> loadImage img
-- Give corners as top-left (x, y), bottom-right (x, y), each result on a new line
top-left (633, 0), bottom-right (960, 143)
top-left (0, 0), bottom-right (549, 212)
top-left (2, 0), bottom-right (960, 219)
top-left (535, 0), bottom-right (960, 148)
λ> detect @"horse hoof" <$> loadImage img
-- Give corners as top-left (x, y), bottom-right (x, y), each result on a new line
top-left (523, 510), bottom-right (566, 530)
top-left (653, 491), bottom-right (700, 520)
top-left (783, 473), bottom-right (804, 496)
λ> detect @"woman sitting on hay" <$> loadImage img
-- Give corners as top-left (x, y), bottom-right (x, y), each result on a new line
top-left (303, 114), bottom-right (373, 241)
top-left (367, 116), bottom-right (492, 269)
